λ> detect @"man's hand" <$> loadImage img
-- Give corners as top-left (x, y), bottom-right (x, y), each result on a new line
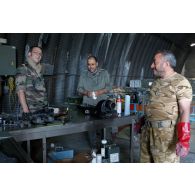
top-left (22, 112), bottom-right (32, 121)
top-left (86, 91), bottom-right (96, 98)
top-left (176, 122), bottom-right (190, 157)
top-left (134, 115), bottom-right (146, 134)
top-left (84, 91), bottom-right (92, 97)
top-left (176, 142), bottom-right (190, 157)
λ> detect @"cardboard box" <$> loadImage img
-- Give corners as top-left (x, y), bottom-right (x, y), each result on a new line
top-left (73, 152), bottom-right (92, 163)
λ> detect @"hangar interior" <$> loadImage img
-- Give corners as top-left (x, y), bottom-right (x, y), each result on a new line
top-left (0, 33), bottom-right (195, 163)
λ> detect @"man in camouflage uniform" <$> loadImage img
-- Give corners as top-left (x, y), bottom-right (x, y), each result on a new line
top-left (15, 46), bottom-right (48, 116)
top-left (140, 50), bottom-right (192, 163)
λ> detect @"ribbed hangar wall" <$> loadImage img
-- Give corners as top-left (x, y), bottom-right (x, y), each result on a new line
top-left (1, 33), bottom-right (190, 104)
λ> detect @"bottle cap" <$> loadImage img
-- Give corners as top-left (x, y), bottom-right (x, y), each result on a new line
top-left (101, 139), bottom-right (107, 144)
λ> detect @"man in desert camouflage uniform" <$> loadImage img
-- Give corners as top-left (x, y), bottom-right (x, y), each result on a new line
top-left (15, 46), bottom-right (48, 116)
top-left (140, 50), bottom-right (192, 163)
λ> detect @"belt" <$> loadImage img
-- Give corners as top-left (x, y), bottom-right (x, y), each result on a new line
top-left (146, 120), bottom-right (176, 128)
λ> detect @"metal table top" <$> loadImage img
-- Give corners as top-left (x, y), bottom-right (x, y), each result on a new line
top-left (9, 114), bottom-right (137, 142)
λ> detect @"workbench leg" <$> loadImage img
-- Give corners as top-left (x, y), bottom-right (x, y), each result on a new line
top-left (42, 137), bottom-right (47, 163)
top-left (103, 128), bottom-right (106, 139)
top-left (27, 140), bottom-right (31, 157)
top-left (129, 120), bottom-right (135, 163)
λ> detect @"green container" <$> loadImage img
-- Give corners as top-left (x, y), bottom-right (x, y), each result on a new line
top-left (0, 45), bottom-right (16, 75)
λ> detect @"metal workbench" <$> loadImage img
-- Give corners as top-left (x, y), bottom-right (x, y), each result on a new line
top-left (8, 114), bottom-right (137, 163)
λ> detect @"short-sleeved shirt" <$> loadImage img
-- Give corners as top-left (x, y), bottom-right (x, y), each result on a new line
top-left (77, 68), bottom-right (112, 106)
top-left (15, 64), bottom-right (48, 112)
top-left (146, 73), bottom-right (192, 121)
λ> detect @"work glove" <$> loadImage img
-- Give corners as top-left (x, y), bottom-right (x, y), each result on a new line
top-left (22, 112), bottom-right (32, 121)
top-left (176, 122), bottom-right (190, 157)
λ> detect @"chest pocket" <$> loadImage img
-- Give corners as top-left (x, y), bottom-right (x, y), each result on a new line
top-left (26, 73), bottom-right (44, 90)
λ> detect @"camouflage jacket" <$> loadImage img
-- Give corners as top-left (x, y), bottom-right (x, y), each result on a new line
top-left (15, 63), bottom-right (48, 113)
top-left (77, 68), bottom-right (112, 106)
top-left (146, 73), bottom-right (192, 121)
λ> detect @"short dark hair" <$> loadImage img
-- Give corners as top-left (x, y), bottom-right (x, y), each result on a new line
top-left (29, 46), bottom-right (42, 53)
top-left (155, 50), bottom-right (176, 68)
top-left (87, 55), bottom-right (98, 62)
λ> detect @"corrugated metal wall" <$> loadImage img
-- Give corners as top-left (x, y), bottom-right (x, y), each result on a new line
top-left (1, 33), bottom-right (191, 105)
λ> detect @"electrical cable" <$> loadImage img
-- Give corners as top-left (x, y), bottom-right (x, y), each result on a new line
top-left (8, 76), bottom-right (16, 113)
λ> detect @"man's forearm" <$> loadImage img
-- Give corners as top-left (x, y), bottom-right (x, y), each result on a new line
top-left (17, 90), bottom-right (29, 113)
top-left (78, 88), bottom-right (108, 97)
top-left (96, 88), bottom-right (108, 96)
top-left (178, 99), bottom-right (191, 122)
top-left (79, 90), bottom-right (89, 96)
top-left (179, 110), bottom-right (190, 122)
top-left (176, 99), bottom-right (191, 157)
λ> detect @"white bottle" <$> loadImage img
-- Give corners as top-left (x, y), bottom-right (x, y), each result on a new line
top-left (96, 154), bottom-right (102, 163)
top-left (124, 95), bottom-right (130, 116)
top-left (50, 143), bottom-right (55, 152)
top-left (101, 139), bottom-right (107, 158)
top-left (91, 149), bottom-right (97, 163)
top-left (117, 95), bottom-right (122, 117)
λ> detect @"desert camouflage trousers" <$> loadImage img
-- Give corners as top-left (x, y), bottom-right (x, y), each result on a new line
top-left (140, 122), bottom-right (180, 163)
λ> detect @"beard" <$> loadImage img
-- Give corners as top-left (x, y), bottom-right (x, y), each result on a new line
top-left (153, 69), bottom-right (164, 78)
